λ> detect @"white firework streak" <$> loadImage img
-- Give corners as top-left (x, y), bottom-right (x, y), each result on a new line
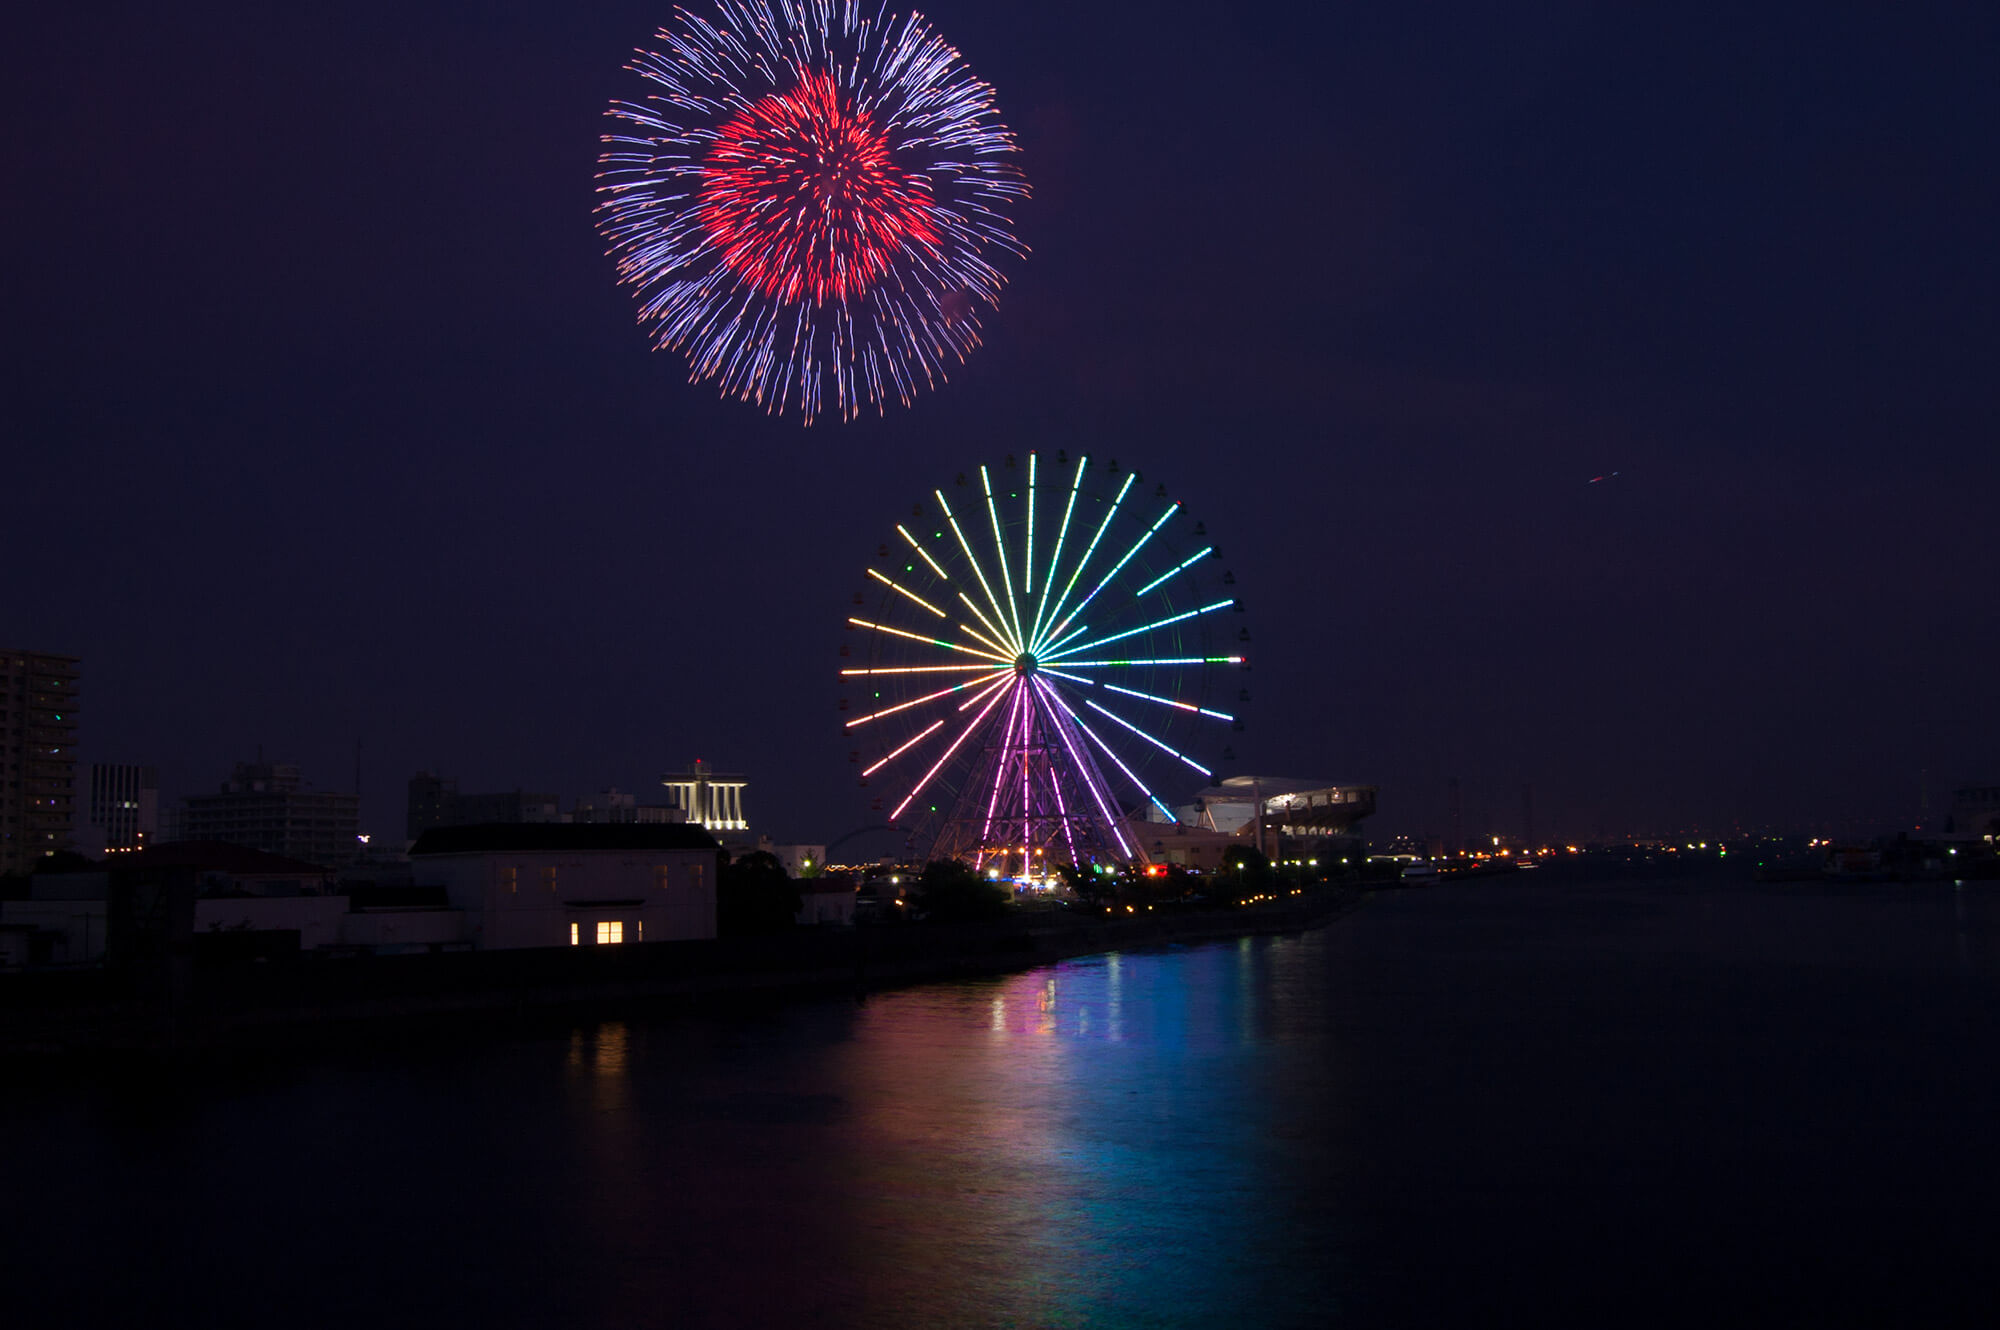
top-left (596, 0), bottom-right (1028, 423)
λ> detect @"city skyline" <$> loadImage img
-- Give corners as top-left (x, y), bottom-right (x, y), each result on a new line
top-left (24, 691), bottom-right (1972, 856)
top-left (6, 1), bottom-right (1995, 848)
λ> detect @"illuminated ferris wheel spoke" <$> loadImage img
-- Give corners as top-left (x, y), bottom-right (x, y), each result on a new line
top-left (1100, 681), bottom-right (1234, 721)
top-left (955, 592), bottom-right (1014, 659)
top-left (841, 663), bottom-right (1010, 675)
top-left (1023, 452), bottom-right (1037, 595)
top-left (845, 670), bottom-right (1007, 729)
top-left (861, 718), bottom-right (947, 776)
top-left (1073, 725), bottom-right (1179, 826)
top-left (957, 619), bottom-right (1014, 660)
top-left (1033, 684), bottom-right (1082, 867)
top-left (1040, 622), bottom-right (1091, 660)
top-left (1082, 698), bottom-right (1213, 777)
top-left (954, 673), bottom-right (1012, 711)
top-left (1134, 546), bottom-right (1214, 600)
top-left (866, 566), bottom-right (948, 619)
top-left (1046, 599), bottom-right (1236, 661)
top-left (979, 466), bottom-right (1026, 648)
top-left (847, 616), bottom-right (1009, 662)
top-left (1038, 679), bottom-right (1168, 831)
top-left (1037, 501), bottom-right (1179, 651)
top-left (1030, 678), bottom-right (1133, 857)
top-left (890, 681), bottom-right (1010, 819)
top-left (1035, 471), bottom-right (1134, 656)
top-left (896, 523), bottom-right (950, 580)
top-left (1026, 455), bottom-right (1086, 649)
top-left (1050, 655), bottom-right (1245, 669)
top-left (976, 682), bottom-right (1025, 858)
top-left (935, 489), bottom-right (1019, 655)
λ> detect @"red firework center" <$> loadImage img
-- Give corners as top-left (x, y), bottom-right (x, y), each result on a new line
top-left (697, 71), bottom-right (943, 305)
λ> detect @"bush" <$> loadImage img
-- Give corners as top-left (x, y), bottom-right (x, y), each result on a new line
top-left (718, 850), bottom-right (802, 935)
top-left (914, 859), bottom-right (1012, 923)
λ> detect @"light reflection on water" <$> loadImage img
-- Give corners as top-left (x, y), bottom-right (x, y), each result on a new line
top-left (794, 938), bottom-right (1346, 1328)
top-left (323, 931), bottom-right (1343, 1329)
top-left (12, 881), bottom-right (2000, 1327)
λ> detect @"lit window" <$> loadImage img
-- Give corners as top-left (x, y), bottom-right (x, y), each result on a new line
top-left (542, 866), bottom-right (557, 891)
top-left (635, 919), bottom-right (643, 941)
top-left (656, 865), bottom-right (671, 890)
top-left (569, 922), bottom-right (579, 946)
top-left (502, 866), bottom-right (518, 894)
top-left (596, 920), bottom-right (623, 945)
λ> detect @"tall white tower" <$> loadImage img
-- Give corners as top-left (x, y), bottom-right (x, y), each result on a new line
top-left (660, 759), bottom-right (748, 833)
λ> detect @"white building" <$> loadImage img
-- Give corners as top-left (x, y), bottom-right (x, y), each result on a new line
top-left (0, 872), bottom-right (109, 966)
top-left (795, 876), bottom-right (856, 927)
top-left (408, 823), bottom-right (719, 950)
top-left (0, 843), bottom-right (464, 968)
top-left (77, 763), bottom-right (158, 856)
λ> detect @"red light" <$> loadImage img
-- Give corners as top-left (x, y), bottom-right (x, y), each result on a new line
top-left (698, 71), bottom-right (943, 304)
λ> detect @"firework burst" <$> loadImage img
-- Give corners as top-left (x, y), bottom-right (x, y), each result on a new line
top-left (596, 0), bottom-right (1029, 423)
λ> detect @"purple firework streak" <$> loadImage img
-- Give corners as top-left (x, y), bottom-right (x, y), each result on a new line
top-left (595, 0), bottom-right (1029, 424)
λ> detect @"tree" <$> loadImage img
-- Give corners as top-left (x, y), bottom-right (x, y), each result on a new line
top-left (1056, 861), bottom-right (1113, 910)
top-left (1221, 844), bottom-right (1272, 875)
top-left (1137, 862), bottom-right (1193, 904)
top-left (718, 850), bottom-right (802, 935)
top-left (1215, 843), bottom-right (1274, 904)
top-left (914, 859), bottom-right (1012, 922)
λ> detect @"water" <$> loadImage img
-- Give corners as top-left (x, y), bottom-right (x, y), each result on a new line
top-left (7, 876), bottom-right (2000, 1327)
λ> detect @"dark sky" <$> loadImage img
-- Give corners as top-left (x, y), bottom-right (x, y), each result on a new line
top-left (6, 1), bottom-right (1996, 845)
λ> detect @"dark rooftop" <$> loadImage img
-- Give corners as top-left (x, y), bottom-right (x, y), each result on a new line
top-left (345, 885), bottom-right (452, 911)
top-left (126, 841), bottom-right (335, 876)
top-left (409, 823), bottom-right (721, 856)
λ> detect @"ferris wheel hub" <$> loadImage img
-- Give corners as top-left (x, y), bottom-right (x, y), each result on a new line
top-left (1013, 653), bottom-right (1038, 678)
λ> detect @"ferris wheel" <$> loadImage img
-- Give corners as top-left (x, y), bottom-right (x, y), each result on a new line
top-left (840, 452), bottom-right (1246, 874)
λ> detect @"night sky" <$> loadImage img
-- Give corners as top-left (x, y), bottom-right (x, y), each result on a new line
top-left (6, 2), bottom-right (1995, 845)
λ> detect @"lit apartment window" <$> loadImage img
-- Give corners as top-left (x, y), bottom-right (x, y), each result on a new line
top-left (636, 919), bottom-right (643, 941)
top-left (655, 865), bottom-right (671, 890)
top-left (502, 866), bottom-right (518, 894)
top-left (570, 922), bottom-right (579, 946)
top-left (596, 920), bottom-right (624, 945)
top-left (542, 866), bottom-right (557, 891)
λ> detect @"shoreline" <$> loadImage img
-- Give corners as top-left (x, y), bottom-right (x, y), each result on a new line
top-left (1, 887), bottom-right (1365, 1059)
